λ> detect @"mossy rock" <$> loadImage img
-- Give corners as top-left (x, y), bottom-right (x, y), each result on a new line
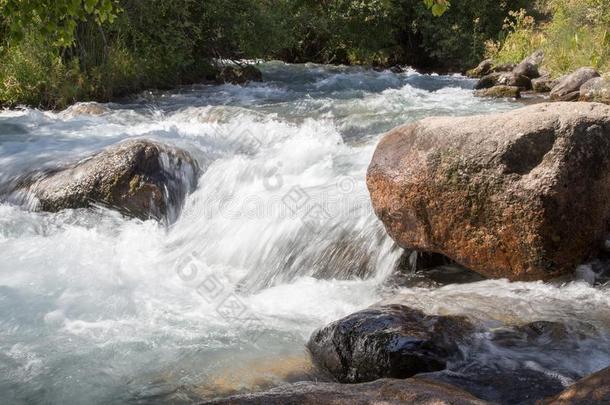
top-left (25, 139), bottom-right (200, 223)
top-left (475, 85), bottom-right (521, 99)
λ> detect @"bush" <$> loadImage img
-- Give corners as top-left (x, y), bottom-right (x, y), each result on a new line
top-left (487, 0), bottom-right (610, 77)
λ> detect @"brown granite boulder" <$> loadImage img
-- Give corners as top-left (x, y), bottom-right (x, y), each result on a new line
top-left (202, 378), bottom-right (489, 405)
top-left (307, 305), bottom-right (473, 383)
top-left (550, 68), bottom-right (600, 101)
top-left (540, 366), bottom-right (610, 404)
top-left (24, 139), bottom-right (199, 223)
top-left (367, 102), bottom-right (610, 281)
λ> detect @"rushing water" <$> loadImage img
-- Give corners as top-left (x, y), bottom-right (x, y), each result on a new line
top-left (0, 62), bottom-right (609, 404)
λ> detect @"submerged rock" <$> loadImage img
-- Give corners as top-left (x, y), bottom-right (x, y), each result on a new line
top-left (474, 85), bottom-right (521, 99)
top-left (579, 74), bottom-right (610, 104)
top-left (367, 102), bottom-right (610, 281)
top-left (202, 378), bottom-right (489, 405)
top-left (541, 366), bottom-right (610, 404)
top-left (61, 102), bottom-right (111, 116)
top-left (217, 65), bottom-right (263, 85)
top-left (550, 68), bottom-right (600, 101)
top-left (307, 305), bottom-right (473, 383)
top-left (425, 366), bottom-right (566, 405)
top-left (24, 139), bottom-right (199, 223)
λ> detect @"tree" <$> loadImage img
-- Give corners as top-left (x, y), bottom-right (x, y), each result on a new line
top-left (424, 0), bottom-right (450, 16)
top-left (0, 0), bottom-right (118, 47)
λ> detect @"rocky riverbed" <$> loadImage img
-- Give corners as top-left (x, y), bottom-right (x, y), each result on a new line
top-left (1, 62), bottom-right (609, 404)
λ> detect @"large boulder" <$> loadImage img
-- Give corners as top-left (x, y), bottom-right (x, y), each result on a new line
top-left (474, 85), bottom-right (520, 99)
top-left (24, 139), bottom-right (199, 223)
top-left (550, 68), bottom-right (600, 101)
top-left (540, 366), bottom-right (610, 404)
top-left (367, 102), bottom-right (610, 281)
top-left (202, 378), bottom-right (489, 405)
top-left (579, 74), bottom-right (610, 104)
top-left (306, 305), bottom-right (473, 383)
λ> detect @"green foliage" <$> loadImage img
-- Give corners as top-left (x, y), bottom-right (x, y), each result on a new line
top-left (488, 0), bottom-right (610, 77)
top-left (0, 0), bottom-right (539, 108)
top-left (424, 0), bottom-right (450, 16)
top-left (0, 0), bottom-right (118, 46)
top-left (489, 9), bottom-right (546, 65)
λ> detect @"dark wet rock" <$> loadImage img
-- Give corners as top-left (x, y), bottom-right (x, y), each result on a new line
top-left (475, 85), bottom-right (521, 99)
top-left (579, 74), bottom-right (610, 104)
top-left (497, 72), bottom-right (532, 90)
top-left (367, 102), bottom-right (610, 281)
top-left (23, 139), bottom-right (199, 223)
top-left (540, 366), bottom-right (610, 404)
top-left (307, 305), bottom-right (474, 383)
top-left (202, 378), bottom-right (489, 405)
top-left (532, 75), bottom-right (558, 93)
top-left (489, 321), bottom-right (574, 349)
top-left (217, 65), bottom-right (263, 84)
top-left (389, 250), bottom-right (485, 288)
top-left (390, 65), bottom-right (406, 74)
top-left (474, 73), bottom-right (501, 90)
top-left (425, 366), bottom-right (567, 405)
top-left (550, 68), bottom-right (600, 101)
top-left (467, 60), bottom-right (494, 78)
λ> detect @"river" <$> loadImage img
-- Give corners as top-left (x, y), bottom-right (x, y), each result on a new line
top-left (1, 62), bottom-right (609, 404)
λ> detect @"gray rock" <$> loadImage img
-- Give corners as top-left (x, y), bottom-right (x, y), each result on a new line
top-left (474, 85), bottom-right (520, 99)
top-left (550, 68), bottom-right (600, 101)
top-left (491, 63), bottom-right (516, 73)
top-left (513, 61), bottom-right (540, 79)
top-left (532, 75), bottom-right (558, 93)
top-left (579, 74), bottom-right (610, 104)
top-left (466, 60), bottom-right (494, 78)
top-left (497, 72), bottom-right (532, 90)
top-left (523, 49), bottom-right (545, 67)
top-left (202, 378), bottom-right (489, 405)
top-left (307, 305), bottom-right (473, 383)
top-left (24, 139), bottom-right (199, 223)
top-left (367, 102), bottom-right (610, 281)
top-left (474, 73), bottom-right (501, 90)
